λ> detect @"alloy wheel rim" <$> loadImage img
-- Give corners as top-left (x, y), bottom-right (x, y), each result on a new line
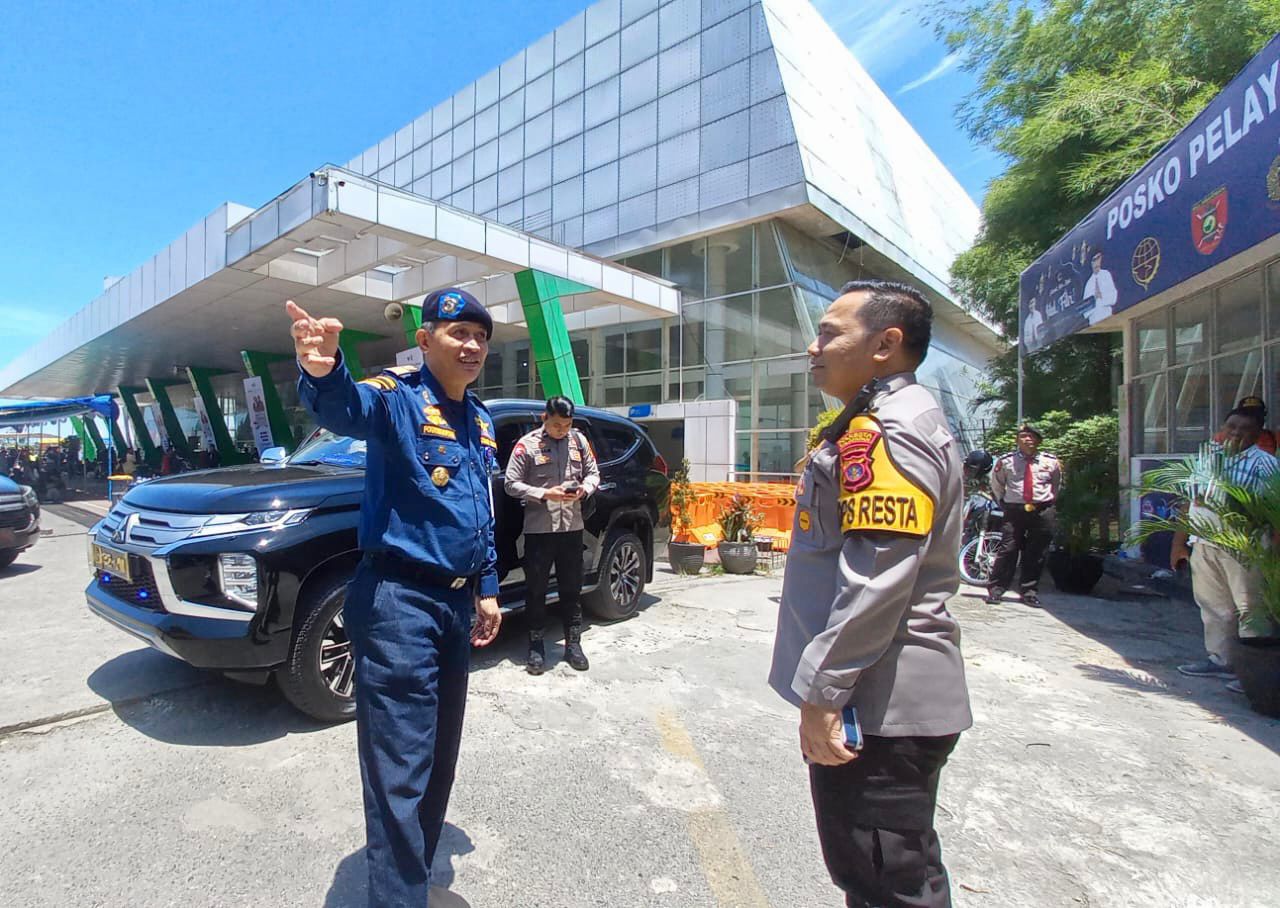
top-left (320, 609), bottom-right (355, 699)
top-left (609, 542), bottom-right (642, 606)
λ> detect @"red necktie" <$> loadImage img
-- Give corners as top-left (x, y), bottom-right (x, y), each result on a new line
top-left (1023, 457), bottom-right (1034, 504)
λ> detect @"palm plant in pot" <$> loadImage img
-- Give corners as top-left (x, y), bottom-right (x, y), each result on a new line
top-left (666, 459), bottom-right (705, 575)
top-left (1133, 455), bottom-right (1280, 718)
top-left (717, 494), bottom-right (762, 574)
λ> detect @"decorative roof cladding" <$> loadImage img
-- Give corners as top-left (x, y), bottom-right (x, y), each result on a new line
top-left (345, 0), bottom-right (980, 302)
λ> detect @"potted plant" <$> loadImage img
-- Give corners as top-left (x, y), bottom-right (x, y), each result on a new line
top-left (1046, 459), bottom-right (1110, 594)
top-left (666, 459), bottom-right (705, 575)
top-left (1134, 456), bottom-right (1280, 717)
top-left (716, 494), bottom-right (762, 574)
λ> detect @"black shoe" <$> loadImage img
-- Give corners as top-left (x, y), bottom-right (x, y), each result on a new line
top-left (565, 639), bottom-right (589, 671)
top-left (984, 587), bottom-right (1005, 605)
top-left (526, 638), bottom-right (546, 675)
top-left (1022, 592), bottom-right (1042, 608)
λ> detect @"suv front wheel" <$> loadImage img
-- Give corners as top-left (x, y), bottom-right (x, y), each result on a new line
top-left (585, 530), bottom-right (647, 621)
top-left (278, 573), bottom-right (357, 723)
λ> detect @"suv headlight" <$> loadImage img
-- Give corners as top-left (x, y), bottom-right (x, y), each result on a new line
top-left (190, 509), bottom-right (311, 538)
top-left (217, 554), bottom-right (259, 609)
top-left (20, 485), bottom-right (38, 509)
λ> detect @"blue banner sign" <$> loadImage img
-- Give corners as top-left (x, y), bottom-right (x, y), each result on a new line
top-left (1020, 34), bottom-right (1280, 353)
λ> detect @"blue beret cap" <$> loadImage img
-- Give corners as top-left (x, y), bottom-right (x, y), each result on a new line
top-left (423, 288), bottom-right (492, 336)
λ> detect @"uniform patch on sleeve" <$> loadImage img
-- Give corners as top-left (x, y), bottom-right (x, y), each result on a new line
top-left (836, 415), bottom-right (934, 537)
top-left (359, 376), bottom-right (397, 391)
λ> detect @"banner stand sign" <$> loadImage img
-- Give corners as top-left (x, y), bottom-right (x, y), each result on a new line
top-left (243, 376), bottom-right (276, 456)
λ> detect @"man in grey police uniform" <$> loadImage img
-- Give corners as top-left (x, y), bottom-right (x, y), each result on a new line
top-left (288, 289), bottom-right (502, 907)
top-left (504, 395), bottom-right (601, 673)
top-left (771, 280), bottom-right (971, 908)
top-left (985, 424), bottom-right (1062, 607)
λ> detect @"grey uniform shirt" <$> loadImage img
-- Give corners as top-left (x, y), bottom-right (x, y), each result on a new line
top-left (769, 373), bottom-right (973, 737)
top-left (504, 427), bottom-right (601, 534)
top-left (990, 450), bottom-right (1063, 504)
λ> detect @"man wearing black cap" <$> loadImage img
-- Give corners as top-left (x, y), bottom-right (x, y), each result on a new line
top-left (287, 287), bottom-right (502, 906)
top-left (986, 424), bottom-right (1063, 607)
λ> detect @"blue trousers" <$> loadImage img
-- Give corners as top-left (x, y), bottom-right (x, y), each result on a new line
top-left (345, 562), bottom-right (472, 907)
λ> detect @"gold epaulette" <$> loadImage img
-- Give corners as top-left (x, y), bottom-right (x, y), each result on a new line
top-left (385, 365), bottom-right (418, 376)
top-left (358, 375), bottom-right (397, 391)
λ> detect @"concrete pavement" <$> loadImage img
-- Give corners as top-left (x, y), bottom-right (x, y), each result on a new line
top-left (2, 508), bottom-right (1279, 907)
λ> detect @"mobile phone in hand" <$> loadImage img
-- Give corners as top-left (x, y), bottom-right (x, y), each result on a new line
top-left (563, 480), bottom-right (581, 492)
top-left (841, 705), bottom-right (863, 752)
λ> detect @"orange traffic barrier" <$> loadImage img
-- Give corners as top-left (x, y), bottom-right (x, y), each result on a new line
top-left (672, 481), bottom-right (796, 552)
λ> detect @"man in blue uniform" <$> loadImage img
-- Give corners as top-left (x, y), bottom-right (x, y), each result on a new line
top-left (288, 288), bottom-right (502, 906)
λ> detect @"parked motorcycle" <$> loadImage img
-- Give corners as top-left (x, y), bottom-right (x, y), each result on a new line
top-left (959, 489), bottom-right (1003, 585)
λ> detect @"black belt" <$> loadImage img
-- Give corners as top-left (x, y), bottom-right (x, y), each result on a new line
top-left (1006, 500), bottom-right (1055, 513)
top-left (365, 551), bottom-right (475, 591)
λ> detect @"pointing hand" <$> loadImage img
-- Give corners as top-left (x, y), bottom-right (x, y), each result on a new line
top-left (286, 299), bottom-right (344, 378)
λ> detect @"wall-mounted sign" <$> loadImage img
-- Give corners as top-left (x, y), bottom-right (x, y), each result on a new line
top-left (1021, 34), bottom-right (1280, 353)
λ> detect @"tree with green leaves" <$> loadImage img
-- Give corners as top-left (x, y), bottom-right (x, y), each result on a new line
top-left (931, 0), bottom-right (1280, 423)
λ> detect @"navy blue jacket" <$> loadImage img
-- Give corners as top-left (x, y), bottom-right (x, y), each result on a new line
top-left (298, 352), bottom-right (500, 597)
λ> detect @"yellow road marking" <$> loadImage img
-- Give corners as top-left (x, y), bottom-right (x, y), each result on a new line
top-left (655, 708), bottom-right (771, 908)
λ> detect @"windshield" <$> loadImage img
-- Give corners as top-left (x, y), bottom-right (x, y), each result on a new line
top-left (288, 429), bottom-right (367, 469)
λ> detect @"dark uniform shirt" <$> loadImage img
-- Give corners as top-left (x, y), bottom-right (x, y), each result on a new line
top-left (298, 350), bottom-right (500, 597)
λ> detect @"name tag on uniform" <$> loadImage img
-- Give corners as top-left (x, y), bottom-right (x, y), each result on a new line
top-left (835, 416), bottom-right (934, 537)
top-left (534, 454), bottom-right (550, 465)
top-left (569, 448), bottom-right (582, 462)
top-left (422, 424), bottom-right (457, 441)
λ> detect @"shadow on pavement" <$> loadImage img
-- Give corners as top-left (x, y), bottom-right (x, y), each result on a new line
top-left (87, 648), bottom-right (331, 747)
top-left (0, 562), bottom-right (41, 578)
top-left (1035, 586), bottom-right (1280, 755)
top-left (325, 824), bottom-right (475, 907)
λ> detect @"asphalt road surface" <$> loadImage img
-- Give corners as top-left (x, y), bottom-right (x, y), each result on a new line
top-left (3, 508), bottom-right (1279, 907)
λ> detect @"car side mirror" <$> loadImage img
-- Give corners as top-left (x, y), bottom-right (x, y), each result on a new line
top-left (260, 446), bottom-right (287, 465)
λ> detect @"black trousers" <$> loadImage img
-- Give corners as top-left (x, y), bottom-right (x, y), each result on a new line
top-left (988, 505), bottom-right (1056, 593)
top-left (524, 530), bottom-right (584, 638)
top-left (809, 734), bottom-right (960, 908)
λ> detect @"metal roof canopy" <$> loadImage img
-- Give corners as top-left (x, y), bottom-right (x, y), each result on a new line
top-left (1, 167), bottom-right (679, 398)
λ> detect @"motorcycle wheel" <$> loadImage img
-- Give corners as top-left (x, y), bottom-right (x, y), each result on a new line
top-left (959, 532), bottom-right (1002, 586)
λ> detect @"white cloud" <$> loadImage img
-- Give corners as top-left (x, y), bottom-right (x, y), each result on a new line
top-left (0, 304), bottom-right (65, 337)
top-left (813, 0), bottom-right (924, 78)
top-left (897, 52), bottom-right (961, 95)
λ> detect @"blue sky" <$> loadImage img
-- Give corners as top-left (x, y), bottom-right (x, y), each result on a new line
top-left (0, 0), bottom-right (1001, 381)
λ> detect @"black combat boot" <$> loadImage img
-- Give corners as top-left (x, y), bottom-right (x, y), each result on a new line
top-left (564, 626), bottom-right (589, 671)
top-left (526, 633), bottom-right (547, 675)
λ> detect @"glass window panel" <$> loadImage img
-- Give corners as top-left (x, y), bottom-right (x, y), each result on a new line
top-left (665, 238), bottom-right (706, 300)
top-left (757, 367), bottom-right (806, 431)
top-left (1130, 376), bottom-right (1167, 455)
top-left (604, 328), bottom-right (626, 374)
top-left (603, 376), bottom-right (625, 406)
top-left (572, 338), bottom-right (589, 375)
top-left (703, 295), bottom-right (753, 361)
top-left (1169, 363), bottom-right (1211, 452)
top-left (1133, 311), bottom-right (1168, 374)
top-left (625, 371), bottom-right (662, 404)
top-left (628, 324), bottom-right (662, 372)
top-left (722, 363), bottom-right (753, 431)
top-left (482, 347), bottom-right (504, 389)
top-left (555, 55), bottom-right (585, 105)
top-left (526, 72), bottom-right (554, 118)
top-left (704, 224), bottom-right (754, 297)
top-left (1216, 269), bottom-right (1263, 354)
top-left (1214, 349), bottom-right (1264, 428)
top-left (624, 249), bottom-right (662, 277)
top-left (1173, 293), bottom-right (1209, 365)
top-left (756, 288), bottom-right (804, 359)
top-left (755, 431), bottom-right (807, 478)
top-left (756, 222), bottom-right (787, 287)
top-left (1270, 262), bottom-right (1280, 339)
top-left (516, 346), bottom-right (532, 383)
top-left (734, 433), bottom-right (752, 475)
top-left (681, 301), bottom-right (705, 367)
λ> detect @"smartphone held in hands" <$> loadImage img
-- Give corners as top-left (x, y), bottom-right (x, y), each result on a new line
top-left (841, 705), bottom-right (863, 752)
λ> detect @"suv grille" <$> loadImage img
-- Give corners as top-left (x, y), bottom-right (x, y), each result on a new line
top-left (95, 565), bottom-right (163, 611)
top-left (100, 505), bottom-right (210, 547)
top-left (0, 508), bottom-right (31, 530)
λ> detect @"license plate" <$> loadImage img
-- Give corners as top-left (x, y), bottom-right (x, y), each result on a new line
top-left (91, 542), bottom-right (134, 582)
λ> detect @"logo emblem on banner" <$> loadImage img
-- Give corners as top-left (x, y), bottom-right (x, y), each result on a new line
top-left (838, 427), bottom-right (880, 493)
top-left (1191, 188), bottom-right (1228, 255)
top-left (1131, 237), bottom-right (1161, 291)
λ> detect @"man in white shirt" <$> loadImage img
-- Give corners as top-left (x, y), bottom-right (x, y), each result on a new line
top-left (1170, 407), bottom-right (1278, 689)
top-left (1083, 250), bottom-right (1118, 324)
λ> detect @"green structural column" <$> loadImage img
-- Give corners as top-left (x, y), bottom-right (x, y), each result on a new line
top-left (144, 377), bottom-right (195, 460)
top-left (513, 270), bottom-right (590, 405)
top-left (109, 417), bottom-right (129, 460)
top-left (241, 350), bottom-right (297, 453)
top-left (186, 367), bottom-right (247, 464)
top-left (117, 386), bottom-right (159, 465)
top-left (335, 328), bottom-right (386, 379)
top-left (402, 304), bottom-right (423, 346)
top-left (77, 415), bottom-right (105, 462)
